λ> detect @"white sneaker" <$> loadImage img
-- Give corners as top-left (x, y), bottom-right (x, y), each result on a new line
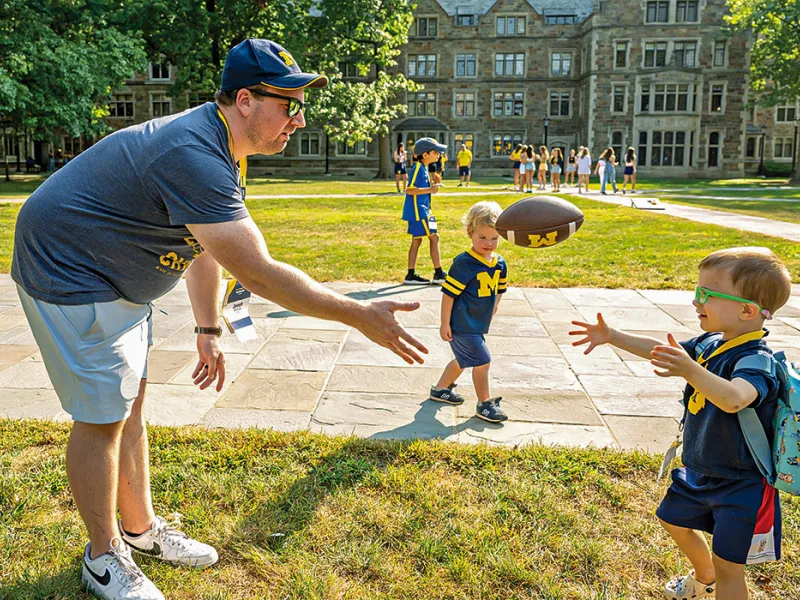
top-left (664, 572), bottom-right (716, 599)
top-left (82, 538), bottom-right (164, 600)
top-left (121, 514), bottom-right (219, 569)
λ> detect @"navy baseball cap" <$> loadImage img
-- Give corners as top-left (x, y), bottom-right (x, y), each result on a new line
top-left (220, 39), bottom-right (328, 92)
top-left (413, 137), bottom-right (447, 155)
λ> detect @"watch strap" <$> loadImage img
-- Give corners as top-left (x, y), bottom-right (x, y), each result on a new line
top-left (194, 326), bottom-right (223, 337)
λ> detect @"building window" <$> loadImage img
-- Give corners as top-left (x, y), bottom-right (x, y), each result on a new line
top-left (300, 132), bottom-right (321, 156)
top-left (544, 15), bottom-right (576, 24)
top-left (339, 62), bottom-right (362, 78)
top-left (645, 84), bottom-right (690, 112)
top-left (638, 131), bottom-right (648, 165)
top-left (456, 14), bottom-right (477, 26)
top-left (151, 93), bottom-right (171, 117)
top-left (493, 91), bottom-right (524, 116)
top-left (495, 53), bottom-right (525, 76)
top-left (454, 92), bottom-right (476, 117)
top-left (63, 136), bottom-right (82, 156)
top-left (775, 137), bottom-right (794, 159)
top-left (710, 84), bottom-right (725, 113)
top-left (612, 85), bottom-right (626, 113)
top-left (651, 131), bottom-right (686, 166)
top-left (108, 94), bottom-right (134, 118)
top-left (149, 62), bottom-right (170, 80)
top-left (615, 41), bottom-right (629, 68)
top-left (713, 41), bottom-right (726, 67)
top-left (408, 92), bottom-right (436, 117)
top-left (549, 91), bottom-right (571, 117)
top-left (644, 42), bottom-right (668, 67)
top-left (551, 53), bottom-right (572, 76)
top-left (708, 132), bottom-right (720, 167)
top-left (496, 16), bottom-right (525, 35)
top-left (611, 131), bottom-right (625, 162)
top-left (408, 55), bottom-right (437, 77)
top-left (337, 140), bottom-right (367, 155)
top-left (673, 41), bottom-right (697, 67)
top-left (646, 1), bottom-right (669, 22)
top-left (412, 17), bottom-right (438, 38)
top-left (491, 132), bottom-right (524, 156)
top-left (676, 0), bottom-right (699, 22)
top-left (456, 54), bottom-right (476, 77)
top-left (745, 136), bottom-right (757, 158)
top-left (776, 104), bottom-right (797, 123)
top-left (188, 94), bottom-right (214, 108)
top-left (405, 132), bottom-right (446, 149)
top-left (453, 132), bottom-right (474, 155)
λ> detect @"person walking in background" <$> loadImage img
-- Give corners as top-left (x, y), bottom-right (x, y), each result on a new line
top-left (48, 150), bottom-right (55, 173)
top-left (550, 148), bottom-right (563, 193)
top-left (394, 143), bottom-right (408, 194)
top-left (577, 147), bottom-right (592, 194)
top-left (536, 146), bottom-right (548, 191)
top-left (525, 146), bottom-right (535, 193)
top-left (457, 143), bottom-right (472, 187)
top-left (596, 147), bottom-right (619, 195)
top-left (565, 148), bottom-right (577, 187)
top-left (509, 144), bottom-right (522, 190)
top-left (622, 146), bottom-right (637, 194)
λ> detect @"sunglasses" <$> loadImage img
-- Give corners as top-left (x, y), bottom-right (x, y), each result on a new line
top-left (694, 286), bottom-right (769, 318)
top-left (246, 88), bottom-right (306, 118)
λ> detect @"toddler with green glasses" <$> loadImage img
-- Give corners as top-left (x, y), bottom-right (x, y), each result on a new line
top-left (569, 246), bottom-right (792, 600)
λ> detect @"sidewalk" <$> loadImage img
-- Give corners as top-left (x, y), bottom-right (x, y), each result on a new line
top-left (2, 276), bottom-right (799, 453)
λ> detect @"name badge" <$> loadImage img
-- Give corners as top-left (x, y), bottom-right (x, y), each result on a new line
top-left (222, 280), bottom-right (258, 342)
top-left (428, 215), bottom-right (438, 233)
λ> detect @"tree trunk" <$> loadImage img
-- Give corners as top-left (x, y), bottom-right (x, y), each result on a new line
top-left (375, 133), bottom-right (394, 179)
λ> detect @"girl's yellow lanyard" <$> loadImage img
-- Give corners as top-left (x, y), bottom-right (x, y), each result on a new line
top-left (216, 109), bottom-right (247, 200)
top-left (687, 329), bottom-right (766, 415)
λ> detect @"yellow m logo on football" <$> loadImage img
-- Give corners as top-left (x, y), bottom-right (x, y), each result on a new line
top-left (476, 271), bottom-right (501, 297)
top-left (528, 231), bottom-right (558, 247)
top-left (278, 51), bottom-right (295, 66)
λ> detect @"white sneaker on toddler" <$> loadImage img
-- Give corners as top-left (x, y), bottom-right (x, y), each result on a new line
top-left (121, 514), bottom-right (219, 569)
top-left (663, 571), bottom-right (716, 599)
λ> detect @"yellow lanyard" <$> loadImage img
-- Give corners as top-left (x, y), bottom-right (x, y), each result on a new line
top-left (687, 329), bottom-right (766, 414)
top-left (216, 109), bottom-right (247, 200)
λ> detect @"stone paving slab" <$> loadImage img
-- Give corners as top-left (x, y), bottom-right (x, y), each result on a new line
top-left (3, 276), bottom-right (800, 454)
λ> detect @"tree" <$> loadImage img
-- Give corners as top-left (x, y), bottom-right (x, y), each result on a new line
top-left (0, 0), bottom-right (147, 178)
top-left (302, 0), bottom-right (420, 179)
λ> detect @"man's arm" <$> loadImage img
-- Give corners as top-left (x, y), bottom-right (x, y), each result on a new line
top-left (184, 251), bottom-right (226, 391)
top-left (187, 218), bottom-right (428, 364)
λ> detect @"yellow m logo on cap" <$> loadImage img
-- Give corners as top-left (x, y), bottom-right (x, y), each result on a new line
top-left (528, 231), bottom-right (558, 248)
top-left (279, 51), bottom-right (295, 66)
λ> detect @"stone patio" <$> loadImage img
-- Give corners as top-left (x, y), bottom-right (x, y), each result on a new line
top-left (2, 275), bottom-right (800, 454)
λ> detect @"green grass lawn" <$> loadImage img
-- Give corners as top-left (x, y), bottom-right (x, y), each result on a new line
top-left (662, 197), bottom-right (800, 225)
top-left (1, 191), bottom-right (798, 286)
top-left (2, 420), bottom-right (797, 600)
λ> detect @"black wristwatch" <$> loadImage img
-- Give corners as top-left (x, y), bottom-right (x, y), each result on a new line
top-left (194, 326), bottom-right (223, 337)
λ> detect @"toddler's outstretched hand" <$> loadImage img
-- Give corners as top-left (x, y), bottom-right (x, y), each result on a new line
top-left (440, 323), bottom-right (452, 342)
top-left (569, 313), bottom-right (611, 354)
top-left (650, 333), bottom-right (694, 378)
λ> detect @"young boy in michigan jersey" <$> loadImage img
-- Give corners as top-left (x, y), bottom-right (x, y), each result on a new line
top-left (402, 138), bottom-right (448, 285)
top-left (570, 247), bottom-right (791, 600)
top-left (430, 201), bottom-right (508, 422)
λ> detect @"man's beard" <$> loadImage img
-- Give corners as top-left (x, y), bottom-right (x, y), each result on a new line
top-left (245, 115), bottom-right (289, 155)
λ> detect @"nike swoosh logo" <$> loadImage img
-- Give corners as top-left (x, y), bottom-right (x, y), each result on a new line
top-left (131, 541), bottom-right (161, 556)
top-left (84, 562), bottom-right (111, 586)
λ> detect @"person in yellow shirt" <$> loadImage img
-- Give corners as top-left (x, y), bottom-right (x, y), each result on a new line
top-left (508, 143), bottom-right (522, 190)
top-left (457, 144), bottom-right (473, 187)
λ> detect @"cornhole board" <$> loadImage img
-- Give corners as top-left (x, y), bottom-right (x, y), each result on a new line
top-left (630, 196), bottom-right (665, 210)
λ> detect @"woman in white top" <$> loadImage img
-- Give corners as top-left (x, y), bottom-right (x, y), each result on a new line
top-left (518, 145), bottom-right (529, 192)
top-left (576, 146), bottom-right (592, 194)
top-left (394, 143), bottom-right (408, 193)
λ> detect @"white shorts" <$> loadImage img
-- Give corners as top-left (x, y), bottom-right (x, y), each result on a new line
top-left (17, 285), bottom-right (153, 424)
top-left (519, 164), bottom-right (528, 174)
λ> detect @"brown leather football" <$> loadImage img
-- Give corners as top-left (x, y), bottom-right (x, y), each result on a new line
top-left (495, 196), bottom-right (584, 248)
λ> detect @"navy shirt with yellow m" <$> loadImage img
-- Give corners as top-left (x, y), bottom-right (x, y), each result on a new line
top-left (441, 250), bottom-right (508, 334)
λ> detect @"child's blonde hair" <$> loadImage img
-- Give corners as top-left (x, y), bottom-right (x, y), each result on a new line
top-left (699, 247), bottom-right (792, 315)
top-left (463, 201), bottom-right (503, 233)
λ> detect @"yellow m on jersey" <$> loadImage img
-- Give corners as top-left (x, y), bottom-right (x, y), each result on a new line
top-left (476, 270), bottom-right (501, 297)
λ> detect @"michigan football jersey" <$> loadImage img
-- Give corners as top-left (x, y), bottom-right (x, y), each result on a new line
top-left (402, 162), bottom-right (431, 222)
top-left (441, 249), bottom-right (508, 334)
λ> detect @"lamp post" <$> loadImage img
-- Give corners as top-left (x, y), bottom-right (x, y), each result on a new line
top-left (792, 118), bottom-right (799, 180)
top-left (757, 125), bottom-right (766, 176)
top-left (543, 116), bottom-right (550, 148)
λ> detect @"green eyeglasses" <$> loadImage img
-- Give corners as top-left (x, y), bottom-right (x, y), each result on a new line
top-left (246, 88), bottom-right (306, 118)
top-left (694, 286), bottom-right (770, 318)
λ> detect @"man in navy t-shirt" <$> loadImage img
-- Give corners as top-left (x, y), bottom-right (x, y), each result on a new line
top-left (12, 39), bottom-right (427, 600)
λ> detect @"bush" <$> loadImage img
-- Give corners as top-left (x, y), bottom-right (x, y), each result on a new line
top-left (763, 161), bottom-right (793, 177)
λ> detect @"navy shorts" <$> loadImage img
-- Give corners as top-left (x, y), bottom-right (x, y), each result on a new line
top-left (450, 333), bottom-right (491, 368)
top-left (513, 161), bottom-right (521, 169)
top-left (624, 166), bottom-right (634, 175)
top-left (394, 163), bottom-right (407, 175)
top-left (428, 163), bottom-right (440, 173)
top-left (459, 166), bottom-right (470, 176)
top-left (656, 467), bottom-right (781, 565)
top-left (407, 217), bottom-right (436, 238)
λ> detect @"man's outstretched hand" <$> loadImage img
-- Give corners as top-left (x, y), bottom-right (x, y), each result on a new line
top-left (356, 300), bottom-right (429, 364)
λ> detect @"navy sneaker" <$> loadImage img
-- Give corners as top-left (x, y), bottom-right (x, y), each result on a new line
top-left (404, 272), bottom-right (430, 285)
top-left (431, 270), bottom-right (447, 284)
top-left (476, 397), bottom-right (508, 423)
top-left (429, 384), bottom-right (465, 405)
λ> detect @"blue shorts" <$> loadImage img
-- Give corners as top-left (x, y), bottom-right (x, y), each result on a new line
top-left (407, 215), bottom-right (437, 238)
top-left (394, 163), bottom-right (407, 175)
top-left (17, 285), bottom-right (153, 424)
top-left (513, 161), bottom-right (521, 169)
top-left (656, 467), bottom-right (781, 565)
top-left (450, 333), bottom-right (491, 368)
top-left (459, 166), bottom-right (470, 176)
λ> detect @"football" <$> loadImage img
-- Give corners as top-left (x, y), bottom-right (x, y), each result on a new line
top-left (495, 196), bottom-right (584, 248)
